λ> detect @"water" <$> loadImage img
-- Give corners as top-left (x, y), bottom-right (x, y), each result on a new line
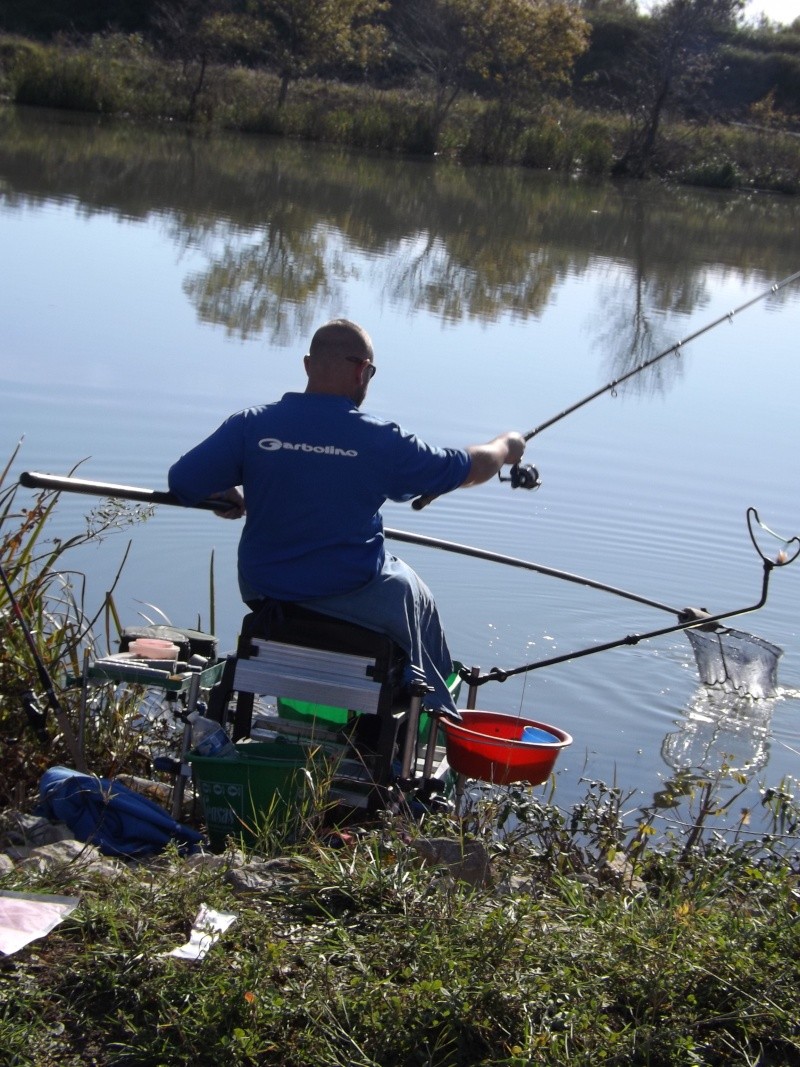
top-left (2, 104), bottom-right (799, 830)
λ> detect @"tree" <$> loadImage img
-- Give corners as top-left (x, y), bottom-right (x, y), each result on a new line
top-left (212, 0), bottom-right (388, 106)
top-left (612, 0), bottom-right (745, 177)
top-left (390, 0), bottom-right (588, 144)
top-left (461, 0), bottom-right (589, 110)
top-left (153, 0), bottom-right (229, 120)
top-left (388, 0), bottom-right (474, 140)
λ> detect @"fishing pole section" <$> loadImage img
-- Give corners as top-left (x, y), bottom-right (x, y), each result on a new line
top-left (18, 471), bottom-right (800, 698)
top-left (392, 509), bottom-right (799, 698)
top-left (413, 268), bottom-right (800, 508)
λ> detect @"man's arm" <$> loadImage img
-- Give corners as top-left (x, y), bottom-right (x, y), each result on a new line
top-left (410, 431), bottom-right (526, 510)
top-left (461, 432), bottom-right (526, 487)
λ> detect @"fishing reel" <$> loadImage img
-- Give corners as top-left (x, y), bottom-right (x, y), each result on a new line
top-left (498, 463), bottom-right (541, 491)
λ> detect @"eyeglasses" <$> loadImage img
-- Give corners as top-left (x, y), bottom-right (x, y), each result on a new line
top-left (345, 355), bottom-right (376, 380)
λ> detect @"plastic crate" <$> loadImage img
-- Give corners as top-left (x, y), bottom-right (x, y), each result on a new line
top-left (188, 742), bottom-right (310, 850)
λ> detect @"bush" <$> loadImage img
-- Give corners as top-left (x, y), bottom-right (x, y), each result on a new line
top-left (575, 118), bottom-right (614, 176)
top-left (11, 43), bottom-right (118, 113)
top-left (681, 157), bottom-right (743, 189)
top-left (519, 116), bottom-right (575, 172)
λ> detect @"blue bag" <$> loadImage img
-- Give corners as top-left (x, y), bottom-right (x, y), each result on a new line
top-left (38, 766), bottom-right (202, 857)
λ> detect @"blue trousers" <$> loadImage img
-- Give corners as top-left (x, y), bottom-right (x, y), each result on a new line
top-left (296, 554), bottom-right (460, 718)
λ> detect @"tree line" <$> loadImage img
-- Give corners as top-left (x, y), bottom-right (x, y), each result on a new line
top-left (1, 0), bottom-right (798, 181)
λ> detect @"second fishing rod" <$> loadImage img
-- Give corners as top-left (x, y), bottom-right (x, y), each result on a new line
top-left (414, 268), bottom-right (800, 508)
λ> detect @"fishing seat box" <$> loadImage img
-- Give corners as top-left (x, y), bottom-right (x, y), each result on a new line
top-left (205, 602), bottom-right (412, 812)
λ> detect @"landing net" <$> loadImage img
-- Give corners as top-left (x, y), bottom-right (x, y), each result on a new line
top-left (685, 626), bottom-right (782, 699)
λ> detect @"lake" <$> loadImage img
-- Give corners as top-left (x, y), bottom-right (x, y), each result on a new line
top-left (2, 103), bottom-right (799, 832)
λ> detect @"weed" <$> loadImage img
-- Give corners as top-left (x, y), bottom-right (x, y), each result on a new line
top-left (1, 459), bottom-right (799, 1064)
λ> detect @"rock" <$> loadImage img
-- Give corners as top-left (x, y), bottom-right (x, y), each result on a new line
top-left (225, 857), bottom-right (303, 895)
top-left (0, 811), bottom-right (74, 848)
top-left (182, 848), bottom-right (248, 874)
top-left (409, 836), bottom-right (491, 888)
top-left (16, 839), bottom-right (126, 880)
top-left (600, 852), bottom-right (647, 893)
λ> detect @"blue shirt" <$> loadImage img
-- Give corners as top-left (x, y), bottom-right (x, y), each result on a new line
top-left (168, 393), bottom-right (471, 600)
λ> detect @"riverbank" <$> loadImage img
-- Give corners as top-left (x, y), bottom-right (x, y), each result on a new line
top-left (0, 31), bottom-right (798, 195)
top-left (1, 767), bottom-right (798, 1066)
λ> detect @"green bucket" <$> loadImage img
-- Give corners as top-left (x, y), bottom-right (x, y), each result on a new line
top-left (188, 741), bottom-right (310, 850)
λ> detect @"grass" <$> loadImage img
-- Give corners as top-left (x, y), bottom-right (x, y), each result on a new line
top-left (0, 779), bottom-right (798, 1065)
top-left (1, 451), bottom-right (799, 1064)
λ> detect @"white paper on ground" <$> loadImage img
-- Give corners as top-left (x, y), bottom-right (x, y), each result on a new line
top-left (164, 903), bottom-right (237, 961)
top-left (0, 890), bottom-right (80, 955)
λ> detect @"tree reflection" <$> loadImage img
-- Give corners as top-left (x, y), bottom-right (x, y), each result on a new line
top-left (182, 222), bottom-right (350, 343)
top-left (2, 105), bottom-right (799, 356)
top-left (589, 194), bottom-right (714, 399)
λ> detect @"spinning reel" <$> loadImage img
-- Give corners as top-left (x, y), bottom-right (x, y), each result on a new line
top-left (498, 462), bottom-right (541, 491)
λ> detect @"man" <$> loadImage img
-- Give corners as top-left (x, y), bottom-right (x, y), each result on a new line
top-left (168, 319), bottom-right (525, 719)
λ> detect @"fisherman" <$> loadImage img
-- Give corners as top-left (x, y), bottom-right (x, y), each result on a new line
top-left (168, 318), bottom-right (525, 720)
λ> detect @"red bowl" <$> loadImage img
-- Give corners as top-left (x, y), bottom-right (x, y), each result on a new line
top-left (442, 710), bottom-right (572, 785)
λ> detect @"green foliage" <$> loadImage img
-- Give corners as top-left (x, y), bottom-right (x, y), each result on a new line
top-left (0, 448), bottom-right (159, 803)
top-left (713, 42), bottom-right (800, 114)
top-left (680, 157), bottom-right (742, 188)
top-left (210, 0), bottom-right (388, 106)
top-left (663, 119), bottom-right (800, 192)
top-left (460, 0), bottom-right (590, 106)
top-left (11, 42), bottom-right (118, 111)
top-left (519, 115), bottom-right (575, 171)
top-left (576, 117), bottom-right (615, 175)
top-left (0, 17), bottom-right (797, 189)
top-left (0, 775), bottom-right (798, 1063)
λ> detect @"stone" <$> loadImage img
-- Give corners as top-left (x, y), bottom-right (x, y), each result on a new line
top-left (409, 836), bottom-right (491, 888)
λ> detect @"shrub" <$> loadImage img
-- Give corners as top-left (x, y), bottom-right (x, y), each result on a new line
top-left (681, 157), bottom-right (743, 189)
top-left (11, 43), bottom-right (118, 113)
top-left (575, 118), bottom-right (614, 176)
top-left (519, 116), bottom-right (574, 171)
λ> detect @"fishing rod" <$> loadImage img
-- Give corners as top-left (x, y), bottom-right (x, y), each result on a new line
top-left (391, 514), bottom-right (799, 695)
top-left (522, 269), bottom-right (800, 446)
top-left (18, 471), bottom-right (225, 511)
top-left (413, 269), bottom-right (800, 509)
top-left (19, 469), bottom-right (799, 632)
top-left (18, 471), bottom-right (800, 696)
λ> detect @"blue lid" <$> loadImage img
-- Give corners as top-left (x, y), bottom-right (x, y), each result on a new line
top-left (521, 725), bottom-right (559, 745)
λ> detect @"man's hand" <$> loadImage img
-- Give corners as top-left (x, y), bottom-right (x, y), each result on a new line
top-left (210, 487), bottom-right (245, 519)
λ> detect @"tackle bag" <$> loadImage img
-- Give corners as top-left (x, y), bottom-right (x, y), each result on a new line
top-left (37, 766), bottom-right (202, 858)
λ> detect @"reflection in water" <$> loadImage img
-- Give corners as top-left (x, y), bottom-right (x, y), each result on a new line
top-left (2, 104), bottom-right (799, 375)
top-left (183, 222), bottom-right (347, 344)
top-left (660, 686), bottom-right (776, 780)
